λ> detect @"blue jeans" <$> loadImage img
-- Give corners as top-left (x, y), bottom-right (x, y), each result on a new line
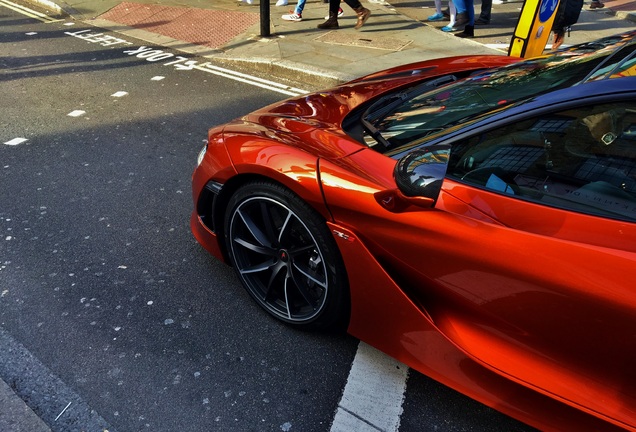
top-left (454, 0), bottom-right (475, 25)
top-left (294, 0), bottom-right (306, 14)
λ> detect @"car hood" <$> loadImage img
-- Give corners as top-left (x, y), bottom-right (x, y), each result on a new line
top-left (225, 55), bottom-right (519, 160)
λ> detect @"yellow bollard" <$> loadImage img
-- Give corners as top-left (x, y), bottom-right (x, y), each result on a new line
top-left (508, 0), bottom-right (560, 58)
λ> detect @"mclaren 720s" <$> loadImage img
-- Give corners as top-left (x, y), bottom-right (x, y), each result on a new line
top-left (192, 31), bottom-right (636, 431)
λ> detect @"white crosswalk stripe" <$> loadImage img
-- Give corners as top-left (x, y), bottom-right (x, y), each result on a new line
top-left (331, 342), bottom-right (409, 432)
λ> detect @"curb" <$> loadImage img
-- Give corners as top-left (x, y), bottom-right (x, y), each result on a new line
top-left (0, 379), bottom-right (51, 432)
top-left (615, 10), bottom-right (636, 23)
top-left (208, 55), bottom-right (355, 88)
top-left (31, 3), bottom-right (352, 87)
top-left (85, 18), bottom-right (349, 87)
top-left (22, 0), bottom-right (636, 87)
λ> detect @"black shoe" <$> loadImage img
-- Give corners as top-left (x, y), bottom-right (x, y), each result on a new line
top-left (455, 24), bottom-right (474, 38)
top-left (318, 12), bottom-right (339, 29)
top-left (475, 18), bottom-right (490, 25)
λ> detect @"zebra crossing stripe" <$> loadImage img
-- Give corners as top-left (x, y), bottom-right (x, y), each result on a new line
top-left (330, 342), bottom-right (409, 432)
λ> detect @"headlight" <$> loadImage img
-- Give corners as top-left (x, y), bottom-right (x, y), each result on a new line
top-left (196, 143), bottom-right (207, 166)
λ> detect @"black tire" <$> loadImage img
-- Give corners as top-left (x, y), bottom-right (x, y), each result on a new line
top-left (223, 181), bottom-right (349, 331)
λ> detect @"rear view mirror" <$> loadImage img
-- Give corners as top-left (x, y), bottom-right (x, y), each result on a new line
top-left (394, 144), bottom-right (450, 202)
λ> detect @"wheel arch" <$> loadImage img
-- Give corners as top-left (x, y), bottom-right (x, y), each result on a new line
top-left (209, 171), bottom-right (333, 264)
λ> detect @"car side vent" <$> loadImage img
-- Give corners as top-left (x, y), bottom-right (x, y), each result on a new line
top-left (197, 181), bottom-right (223, 233)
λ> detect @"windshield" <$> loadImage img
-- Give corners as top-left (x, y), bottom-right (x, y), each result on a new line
top-left (362, 31), bottom-right (636, 153)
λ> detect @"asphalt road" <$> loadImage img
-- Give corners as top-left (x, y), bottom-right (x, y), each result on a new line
top-left (0, 7), bottom-right (534, 432)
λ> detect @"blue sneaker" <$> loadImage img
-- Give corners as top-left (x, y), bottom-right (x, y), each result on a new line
top-left (428, 12), bottom-right (444, 21)
top-left (441, 25), bottom-right (457, 32)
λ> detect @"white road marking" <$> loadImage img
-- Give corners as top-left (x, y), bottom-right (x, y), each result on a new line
top-left (0, 0), bottom-right (62, 23)
top-left (484, 43), bottom-right (570, 51)
top-left (483, 43), bottom-right (509, 52)
top-left (331, 342), bottom-right (409, 432)
top-left (191, 63), bottom-right (308, 96)
top-left (4, 138), bottom-right (28, 146)
top-left (64, 33), bottom-right (308, 96)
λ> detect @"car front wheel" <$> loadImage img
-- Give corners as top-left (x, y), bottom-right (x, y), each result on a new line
top-left (224, 181), bottom-right (349, 331)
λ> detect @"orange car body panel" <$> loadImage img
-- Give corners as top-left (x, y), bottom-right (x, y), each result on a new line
top-left (191, 53), bottom-right (636, 431)
top-left (320, 149), bottom-right (636, 431)
top-left (329, 222), bottom-right (630, 432)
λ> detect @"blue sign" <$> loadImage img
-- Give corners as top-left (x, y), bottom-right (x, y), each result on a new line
top-left (539, 0), bottom-right (559, 22)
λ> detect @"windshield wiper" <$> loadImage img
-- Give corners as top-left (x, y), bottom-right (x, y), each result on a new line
top-left (361, 75), bottom-right (457, 148)
top-left (364, 75), bottom-right (457, 123)
top-left (362, 120), bottom-right (392, 148)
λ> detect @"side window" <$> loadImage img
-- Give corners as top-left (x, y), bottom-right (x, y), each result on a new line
top-left (447, 103), bottom-right (636, 222)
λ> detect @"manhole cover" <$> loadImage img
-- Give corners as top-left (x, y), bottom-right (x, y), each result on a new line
top-left (314, 31), bottom-right (412, 51)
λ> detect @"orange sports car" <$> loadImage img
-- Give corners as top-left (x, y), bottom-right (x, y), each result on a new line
top-left (191, 31), bottom-right (636, 431)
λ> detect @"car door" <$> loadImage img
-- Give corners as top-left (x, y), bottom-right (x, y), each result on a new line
top-left (322, 98), bottom-right (636, 427)
top-left (413, 100), bottom-right (636, 426)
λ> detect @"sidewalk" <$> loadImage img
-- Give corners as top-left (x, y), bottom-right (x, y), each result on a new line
top-left (33, 0), bottom-right (636, 86)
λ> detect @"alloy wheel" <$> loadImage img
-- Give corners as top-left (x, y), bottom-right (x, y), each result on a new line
top-left (228, 195), bottom-right (329, 323)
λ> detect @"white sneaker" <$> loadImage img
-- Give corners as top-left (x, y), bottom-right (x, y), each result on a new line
top-left (276, 0), bottom-right (288, 5)
top-left (324, 7), bottom-right (344, 19)
top-left (282, 12), bottom-right (302, 21)
top-left (242, 0), bottom-right (254, 4)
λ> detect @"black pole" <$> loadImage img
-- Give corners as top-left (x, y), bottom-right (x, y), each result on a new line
top-left (260, 0), bottom-right (271, 37)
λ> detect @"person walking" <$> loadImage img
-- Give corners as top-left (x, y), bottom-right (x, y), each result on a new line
top-left (427, 0), bottom-right (445, 21)
top-left (281, 0), bottom-right (306, 21)
top-left (318, 0), bottom-right (370, 30)
top-left (453, 0), bottom-right (474, 38)
top-left (475, 0), bottom-right (491, 24)
top-left (440, 1), bottom-right (458, 32)
top-left (282, 0), bottom-right (344, 21)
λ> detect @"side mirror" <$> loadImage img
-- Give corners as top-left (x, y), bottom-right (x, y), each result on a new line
top-left (394, 144), bottom-right (450, 203)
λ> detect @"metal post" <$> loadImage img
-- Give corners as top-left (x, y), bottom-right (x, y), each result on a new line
top-left (260, 0), bottom-right (271, 37)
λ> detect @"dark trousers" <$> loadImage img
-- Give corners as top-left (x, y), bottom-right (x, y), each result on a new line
top-left (479, 0), bottom-right (492, 21)
top-left (330, 0), bottom-right (362, 14)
